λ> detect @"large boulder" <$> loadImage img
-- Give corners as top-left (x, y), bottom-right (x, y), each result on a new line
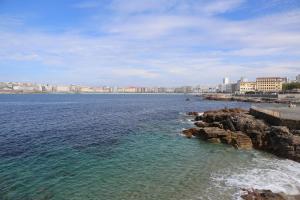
top-left (198, 127), bottom-right (230, 140)
top-left (233, 114), bottom-right (269, 134)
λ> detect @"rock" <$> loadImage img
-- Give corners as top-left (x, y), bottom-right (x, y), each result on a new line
top-left (234, 114), bottom-right (269, 134)
top-left (182, 128), bottom-right (200, 138)
top-left (194, 121), bottom-right (209, 128)
top-left (292, 130), bottom-right (300, 136)
top-left (209, 122), bottom-right (224, 129)
top-left (246, 130), bottom-right (265, 149)
top-left (221, 117), bottom-right (236, 131)
top-left (187, 112), bottom-right (200, 116)
top-left (198, 127), bottom-right (230, 140)
top-left (265, 126), bottom-right (300, 162)
top-left (241, 189), bottom-right (288, 200)
top-left (194, 115), bottom-right (203, 121)
top-left (231, 132), bottom-right (253, 150)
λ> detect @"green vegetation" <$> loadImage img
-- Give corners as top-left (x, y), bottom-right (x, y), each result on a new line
top-left (283, 82), bottom-right (300, 91)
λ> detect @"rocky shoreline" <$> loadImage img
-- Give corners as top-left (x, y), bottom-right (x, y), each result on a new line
top-left (183, 108), bottom-right (300, 200)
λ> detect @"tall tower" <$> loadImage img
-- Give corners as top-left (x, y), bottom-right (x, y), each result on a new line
top-left (223, 77), bottom-right (229, 85)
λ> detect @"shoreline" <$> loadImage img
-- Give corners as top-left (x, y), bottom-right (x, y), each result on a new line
top-left (183, 107), bottom-right (300, 199)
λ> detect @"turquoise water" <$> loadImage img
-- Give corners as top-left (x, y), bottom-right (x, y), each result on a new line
top-left (0, 94), bottom-right (299, 200)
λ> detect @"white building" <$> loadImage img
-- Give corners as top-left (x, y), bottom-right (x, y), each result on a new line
top-left (223, 77), bottom-right (229, 85)
top-left (296, 74), bottom-right (300, 82)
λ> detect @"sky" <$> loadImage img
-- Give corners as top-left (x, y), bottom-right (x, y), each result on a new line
top-left (0, 0), bottom-right (300, 86)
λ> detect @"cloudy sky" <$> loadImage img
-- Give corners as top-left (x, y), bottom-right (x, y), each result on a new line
top-left (0, 0), bottom-right (300, 86)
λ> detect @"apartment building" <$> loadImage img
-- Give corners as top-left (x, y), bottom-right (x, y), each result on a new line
top-left (256, 77), bottom-right (283, 92)
top-left (239, 82), bottom-right (256, 94)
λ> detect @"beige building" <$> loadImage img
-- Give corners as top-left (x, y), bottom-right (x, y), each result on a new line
top-left (239, 82), bottom-right (256, 94)
top-left (256, 77), bottom-right (283, 92)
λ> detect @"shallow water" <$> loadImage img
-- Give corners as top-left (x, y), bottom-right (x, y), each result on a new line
top-left (0, 94), bottom-right (299, 200)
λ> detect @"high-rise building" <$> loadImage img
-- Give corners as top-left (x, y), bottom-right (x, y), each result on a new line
top-left (296, 74), bottom-right (300, 82)
top-left (223, 77), bottom-right (229, 85)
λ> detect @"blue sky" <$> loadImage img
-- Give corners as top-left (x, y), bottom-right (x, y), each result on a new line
top-left (0, 0), bottom-right (300, 86)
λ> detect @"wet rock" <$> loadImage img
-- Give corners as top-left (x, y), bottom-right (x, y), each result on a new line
top-left (241, 189), bottom-right (288, 200)
top-left (182, 128), bottom-right (200, 138)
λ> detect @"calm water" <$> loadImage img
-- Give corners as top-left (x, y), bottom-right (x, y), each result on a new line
top-left (0, 94), bottom-right (299, 200)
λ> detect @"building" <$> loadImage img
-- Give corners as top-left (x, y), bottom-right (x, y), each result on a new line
top-left (54, 85), bottom-right (71, 93)
top-left (239, 82), bottom-right (256, 94)
top-left (296, 74), bottom-right (300, 82)
top-left (256, 77), bottom-right (283, 92)
top-left (223, 77), bottom-right (229, 85)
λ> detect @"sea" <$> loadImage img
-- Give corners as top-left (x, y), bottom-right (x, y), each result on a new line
top-left (0, 94), bottom-right (299, 200)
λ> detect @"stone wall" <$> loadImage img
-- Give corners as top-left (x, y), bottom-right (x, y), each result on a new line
top-left (250, 107), bottom-right (300, 130)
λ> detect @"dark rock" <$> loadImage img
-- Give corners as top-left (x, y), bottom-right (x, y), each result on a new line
top-left (209, 122), bottom-right (224, 129)
top-left (265, 126), bottom-right (300, 162)
top-left (187, 112), bottom-right (200, 116)
top-left (194, 121), bottom-right (209, 128)
top-left (292, 130), bottom-right (300, 136)
top-left (241, 189), bottom-right (288, 200)
top-left (182, 128), bottom-right (200, 138)
top-left (221, 117), bottom-right (236, 131)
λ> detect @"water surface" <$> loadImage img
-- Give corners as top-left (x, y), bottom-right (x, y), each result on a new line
top-left (0, 94), bottom-right (299, 200)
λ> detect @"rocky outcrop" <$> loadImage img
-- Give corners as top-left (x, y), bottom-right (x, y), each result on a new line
top-left (183, 108), bottom-right (300, 162)
top-left (183, 126), bottom-right (253, 149)
top-left (265, 126), bottom-right (300, 161)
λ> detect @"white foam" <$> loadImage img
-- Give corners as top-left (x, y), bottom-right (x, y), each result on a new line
top-left (211, 153), bottom-right (300, 199)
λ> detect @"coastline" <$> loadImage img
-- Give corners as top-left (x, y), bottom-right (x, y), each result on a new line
top-left (183, 106), bottom-right (300, 199)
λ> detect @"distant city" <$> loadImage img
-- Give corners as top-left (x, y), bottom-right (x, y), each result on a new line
top-left (1, 74), bottom-right (299, 94)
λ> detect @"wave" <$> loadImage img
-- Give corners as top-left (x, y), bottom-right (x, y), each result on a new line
top-left (211, 152), bottom-right (300, 199)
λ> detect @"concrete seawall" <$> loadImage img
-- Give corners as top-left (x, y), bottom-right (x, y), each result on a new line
top-left (250, 106), bottom-right (300, 130)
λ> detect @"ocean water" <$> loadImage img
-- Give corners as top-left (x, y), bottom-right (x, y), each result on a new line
top-left (0, 94), bottom-right (299, 200)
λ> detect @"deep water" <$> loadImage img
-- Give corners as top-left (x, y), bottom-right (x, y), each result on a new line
top-left (0, 94), bottom-right (299, 200)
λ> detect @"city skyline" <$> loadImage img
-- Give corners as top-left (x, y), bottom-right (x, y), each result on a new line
top-left (1, 0), bottom-right (300, 86)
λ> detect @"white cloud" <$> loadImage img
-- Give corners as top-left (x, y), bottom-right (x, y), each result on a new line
top-left (1, 1), bottom-right (300, 85)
